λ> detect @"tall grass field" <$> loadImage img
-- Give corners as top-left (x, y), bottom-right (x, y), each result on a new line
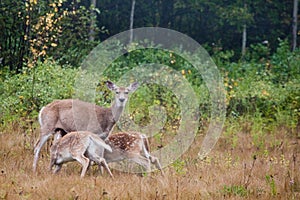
top-left (1, 40), bottom-right (300, 199)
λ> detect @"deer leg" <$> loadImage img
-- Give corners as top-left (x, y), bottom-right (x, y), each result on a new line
top-left (95, 157), bottom-right (113, 178)
top-left (150, 155), bottom-right (164, 175)
top-left (49, 157), bottom-right (55, 171)
top-left (98, 164), bottom-right (105, 176)
top-left (33, 133), bottom-right (52, 172)
top-left (99, 165), bottom-right (104, 175)
top-left (74, 155), bottom-right (90, 178)
top-left (88, 153), bottom-right (113, 178)
top-left (53, 164), bottom-right (62, 174)
top-left (97, 161), bottom-right (110, 176)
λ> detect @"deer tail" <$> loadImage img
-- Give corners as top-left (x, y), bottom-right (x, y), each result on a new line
top-left (38, 106), bottom-right (45, 126)
top-left (90, 135), bottom-right (112, 152)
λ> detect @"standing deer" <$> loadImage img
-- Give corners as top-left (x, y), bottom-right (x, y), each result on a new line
top-left (49, 131), bottom-right (114, 178)
top-left (104, 131), bottom-right (164, 175)
top-left (33, 81), bottom-right (139, 172)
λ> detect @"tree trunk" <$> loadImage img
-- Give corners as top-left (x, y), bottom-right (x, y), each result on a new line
top-left (129, 0), bottom-right (136, 45)
top-left (241, 2), bottom-right (247, 58)
top-left (292, 0), bottom-right (298, 51)
top-left (241, 24), bottom-right (247, 58)
top-left (89, 0), bottom-right (96, 41)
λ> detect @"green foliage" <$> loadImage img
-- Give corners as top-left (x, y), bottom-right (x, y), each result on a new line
top-left (171, 159), bottom-right (187, 175)
top-left (0, 36), bottom-right (299, 137)
top-left (0, 0), bottom-right (103, 71)
top-left (100, 45), bottom-right (206, 131)
top-left (217, 1), bottom-right (254, 30)
top-left (245, 42), bottom-right (270, 62)
top-left (0, 0), bottom-right (28, 72)
top-left (222, 39), bottom-right (300, 127)
top-left (222, 185), bottom-right (248, 197)
top-left (1, 0), bottom-right (297, 72)
top-left (49, 3), bottom-right (102, 67)
top-left (223, 118), bottom-right (241, 148)
top-left (97, 0), bottom-right (295, 57)
top-left (0, 61), bottom-right (77, 126)
top-left (127, 84), bottom-right (181, 133)
top-left (271, 39), bottom-right (300, 83)
top-left (265, 175), bottom-right (277, 196)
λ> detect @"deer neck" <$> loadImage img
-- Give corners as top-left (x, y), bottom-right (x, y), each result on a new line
top-left (111, 101), bottom-right (125, 122)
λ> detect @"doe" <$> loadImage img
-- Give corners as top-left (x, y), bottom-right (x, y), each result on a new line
top-left (33, 80), bottom-right (139, 172)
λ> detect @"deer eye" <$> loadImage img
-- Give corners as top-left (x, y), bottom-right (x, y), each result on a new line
top-left (124, 92), bottom-right (129, 94)
top-left (116, 91), bottom-right (120, 94)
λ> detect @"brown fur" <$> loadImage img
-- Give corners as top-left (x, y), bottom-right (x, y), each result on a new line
top-left (104, 132), bottom-right (164, 175)
top-left (50, 131), bottom-right (113, 178)
top-left (33, 81), bottom-right (139, 172)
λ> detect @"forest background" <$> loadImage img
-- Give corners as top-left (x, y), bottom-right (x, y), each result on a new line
top-left (0, 0), bottom-right (300, 199)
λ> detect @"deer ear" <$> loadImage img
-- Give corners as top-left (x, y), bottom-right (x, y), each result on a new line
top-left (106, 80), bottom-right (117, 91)
top-left (128, 82), bottom-right (139, 92)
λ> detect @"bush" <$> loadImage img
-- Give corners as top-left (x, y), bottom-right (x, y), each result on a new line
top-left (0, 40), bottom-right (299, 133)
top-left (0, 60), bottom-right (77, 126)
top-left (222, 40), bottom-right (300, 129)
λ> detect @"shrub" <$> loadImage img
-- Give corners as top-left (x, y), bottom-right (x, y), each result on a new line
top-left (0, 60), bottom-right (77, 127)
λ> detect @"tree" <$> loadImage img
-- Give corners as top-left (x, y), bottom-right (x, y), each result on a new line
top-left (292, 0), bottom-right (299, 51)
top-left (129, 0), bottom-right (136, 44)
top-left (1, 0), bottom-right (298, 70)
top-left (241, 3), bottom-right (248, 58)
top-left (89, 0), bottom-right (97, 41)
top-left (0, 0), bottom-right (30, 72)
top-left (214, 0), bottom-right (253, 58)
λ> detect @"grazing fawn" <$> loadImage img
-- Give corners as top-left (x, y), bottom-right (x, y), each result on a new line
top-left (33, 81), bottom-right (139, 172)
top-left (104, 132), bottom-right (164, 175)
top-left (50, 131), bottom-right (113, 178)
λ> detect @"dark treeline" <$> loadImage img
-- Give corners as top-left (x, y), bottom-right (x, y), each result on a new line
top-left (98, 0), bottom-right (297, 51)
top-left (0, 0), bottom-right (298, 72)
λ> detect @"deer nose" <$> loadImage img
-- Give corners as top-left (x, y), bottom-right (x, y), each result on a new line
top-left (119, 98), bottom-right (125, 102)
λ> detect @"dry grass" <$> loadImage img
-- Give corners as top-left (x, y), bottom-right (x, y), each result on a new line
top-left (1, 122), bottom-right (300, 200)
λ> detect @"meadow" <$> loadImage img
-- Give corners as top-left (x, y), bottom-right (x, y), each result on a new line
top-left (1, 40), bottom-right (300, 199)
top-left (0, 115), bottom-right (300, 199)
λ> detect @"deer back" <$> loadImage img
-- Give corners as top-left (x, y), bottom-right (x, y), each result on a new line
top-left (108, 132), bottom-right (143, 152)
top-left (40, 99), bottom-right (114, 137)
